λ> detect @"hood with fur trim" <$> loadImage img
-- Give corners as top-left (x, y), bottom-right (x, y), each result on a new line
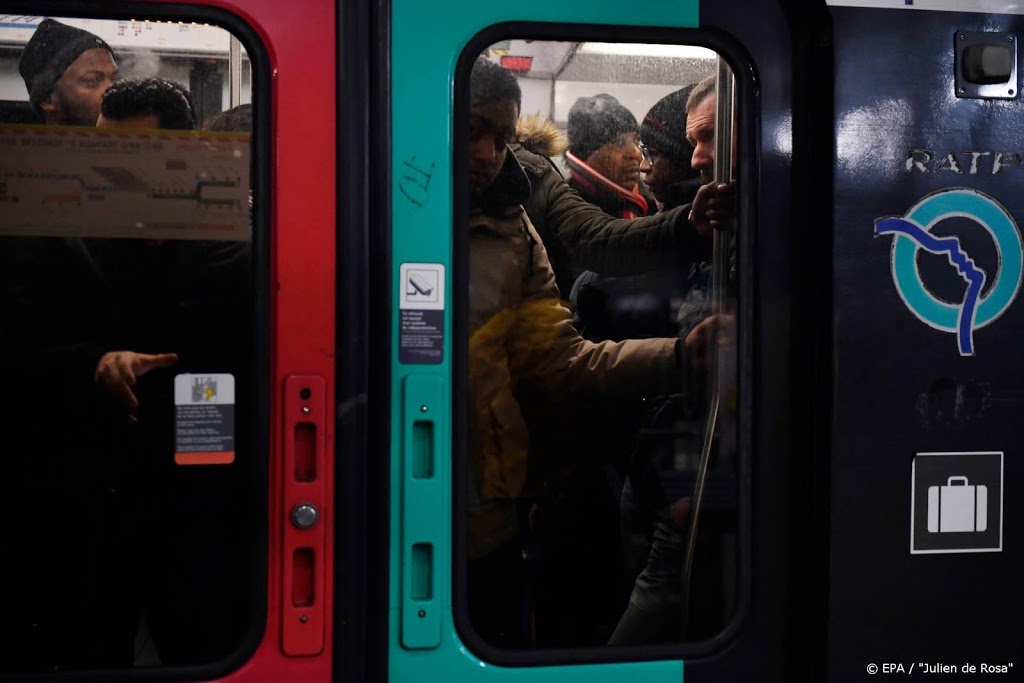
top-left (515, 115), bottom-right (567, 159)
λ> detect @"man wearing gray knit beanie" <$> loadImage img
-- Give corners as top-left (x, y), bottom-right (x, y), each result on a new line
top-left (18, 18), bottom-right (117, 125)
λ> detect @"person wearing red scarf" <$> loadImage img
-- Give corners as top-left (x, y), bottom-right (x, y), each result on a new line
top-left (564, 93), bottom-right (655, 220)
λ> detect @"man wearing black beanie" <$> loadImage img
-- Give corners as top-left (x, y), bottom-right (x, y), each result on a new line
top-left (639, 84), bottom-right (703, 210)
top-left (18, 18), bottom-right (117, 125)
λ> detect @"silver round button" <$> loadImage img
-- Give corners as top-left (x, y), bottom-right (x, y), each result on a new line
top-left (291, 503), bottom-right (319, 529)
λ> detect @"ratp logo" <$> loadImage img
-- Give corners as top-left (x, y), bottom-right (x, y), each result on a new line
top-left (874, 188), bottom-right (1023, 355)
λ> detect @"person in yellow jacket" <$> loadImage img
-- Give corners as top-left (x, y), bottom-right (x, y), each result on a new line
top-left (466, 57), bottom-right (723, 646)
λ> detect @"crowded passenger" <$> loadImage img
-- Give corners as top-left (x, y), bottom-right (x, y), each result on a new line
top-left (640, 85), bottom-right (702, 212)
top-left (527, 84), bottom-right (710, 647)
top-left (529, 95), bottom-right (667, 644)
top-left (510, 97), bottom-right (711, 304)
top-left (88, 77), bottom-right (197, 427)
top-left (639, 83), bottom-right (718, 341)
top-left (611, 74), bottom-right (737, 646)
top-left (17, 18), bottom-right (118, 126)
top-left (0, 60), bottom-right (251, 669)
top-left (203, 102), bottom-right (255, 227)
top-left (0, 19), bottom-right (134, 672)
top-left (464, 56), bottom-right (721, 647)
top-left (97, 76), bottom-right (196, 130)
top-left (202, 101), bottom-right (252, 132)
top-left (570, 86), bottom-right (708, 342)
top-left (95, 76), bottom-right (253, 665)
top-left (564, 94), bottom-right (654, 219)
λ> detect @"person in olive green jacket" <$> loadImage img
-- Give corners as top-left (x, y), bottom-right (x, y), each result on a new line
top-left (466, 57), bottom-right (721, 647)
top-left (511, 113), bottom-right (711, 301)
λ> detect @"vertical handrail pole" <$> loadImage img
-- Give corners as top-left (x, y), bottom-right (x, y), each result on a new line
top-left (681, 55), bottom-right (735, 637)
top-left (229, 35), bottom-right (242, 109)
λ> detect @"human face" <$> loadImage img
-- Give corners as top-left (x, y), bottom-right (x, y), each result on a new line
top-left (641, 144), bottom-right (686, 205)
top-left (41, 48), bottom-right (118, 126)
top-left (586, 131), bottom-right (645, 190)
top-left (469, 98), bottom-right (518, 196)
top-left (686, 93), bottom-right (716, 182)
top-left (96, 113), bottom-right (160, 129)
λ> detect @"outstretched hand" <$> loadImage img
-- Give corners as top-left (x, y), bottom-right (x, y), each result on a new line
top-left (94, 351), bottom-right (178, 423)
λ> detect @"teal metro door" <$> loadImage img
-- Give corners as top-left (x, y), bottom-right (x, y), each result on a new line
top-left (387, 0), bottom-right (817, 681)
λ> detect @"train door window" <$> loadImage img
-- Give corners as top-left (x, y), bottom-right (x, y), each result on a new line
top-left (456, 36), bottom-right (744, 657)
top-left (0, 11), bottom-right (264, 675)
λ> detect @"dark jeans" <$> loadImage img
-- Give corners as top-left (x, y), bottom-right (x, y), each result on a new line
top-left (613, 478), bottom-right (734, 644)
top-left (610, 499), bottom-right (683, 645)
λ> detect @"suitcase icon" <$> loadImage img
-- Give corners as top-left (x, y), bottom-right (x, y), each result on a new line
top-left (927, 476), bottom-right (987, 533)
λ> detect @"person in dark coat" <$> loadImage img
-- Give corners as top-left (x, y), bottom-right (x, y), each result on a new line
top-left (525, 87), bottom-right (708, 646)
top-left (94, 77), bottom-right (253, 666)
top-left (0, 74), bottom-right (251, 670)
top-left (641, 85), bottom-right (715, 338)
top-left (0, 19), bottom-right (131, 672)
top-left (611, 75), bottom-right (738, 646)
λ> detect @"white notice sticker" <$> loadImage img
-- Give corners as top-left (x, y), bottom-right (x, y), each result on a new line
top-left (399, 262), bottom-right (445, 364)
top-left (174, 373), bottom-right (236, 465)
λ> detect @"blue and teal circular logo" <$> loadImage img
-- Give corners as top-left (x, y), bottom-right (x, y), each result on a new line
top-left (874, 188), bottom-right (1023, 356)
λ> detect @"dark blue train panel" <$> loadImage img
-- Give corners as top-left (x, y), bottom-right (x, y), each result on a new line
top-left (830, 3), bottom-right (1022, 678)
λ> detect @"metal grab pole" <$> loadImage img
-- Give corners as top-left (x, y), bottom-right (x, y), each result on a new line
top-left (229, 35), bottom-right (242, 109)
top-left (680, 56), bottom-right (735, 637)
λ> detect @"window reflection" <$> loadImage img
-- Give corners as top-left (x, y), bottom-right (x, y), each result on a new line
top-left (0, 14), bottom-right (257, 672)
top-left (463, 41), bottom-right (739, 650)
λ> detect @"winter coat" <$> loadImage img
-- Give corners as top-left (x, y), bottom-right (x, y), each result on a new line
top-left (467, 149), bottom-right (684, 560)
top-left (570, 176), bottom-right (705, 341)
top-left (512, 116), bottom-right (710, 299)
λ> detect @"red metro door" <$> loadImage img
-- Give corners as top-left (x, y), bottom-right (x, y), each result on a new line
top-left (0, 0), bottom-right (337, 680)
